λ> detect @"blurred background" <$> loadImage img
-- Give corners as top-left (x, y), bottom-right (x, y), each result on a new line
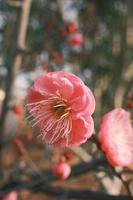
top-left (0, 0), bottom-right (133, 199)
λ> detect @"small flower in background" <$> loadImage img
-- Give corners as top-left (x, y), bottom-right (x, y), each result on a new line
top-left (98, 108), bottom-right (133, 167)
top-left (26, 71), bottom-right (95, 147)
top-left (3, 191), bottom-right (17, 200)
top-left (52, 159), bottom-right (71, 180)
top-left (69, 32), bottom-right (85, 46)
top-left (12, 105), bottom-right (23, 115)
top-left (63, 149), bottom-right (74, 161)
top-left (67, 21), bottom-right (79, 33)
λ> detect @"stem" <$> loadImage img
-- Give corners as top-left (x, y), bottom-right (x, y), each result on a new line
top-left (91, 134), bottom-right (133, 199)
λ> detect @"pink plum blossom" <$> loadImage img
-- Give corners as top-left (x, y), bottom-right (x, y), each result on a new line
top-left (67, 22), bottom-right (79, 33)
top-left (98, 108), bottom-right (133, 167)
top-left (3, 191), bottom-right (17, 200)
top-left (52, 161), bottom-right (71, 179)
top-left (69, 33), bottom-right (85, 46)
top-left (26, 71), bottom-right (95, 147)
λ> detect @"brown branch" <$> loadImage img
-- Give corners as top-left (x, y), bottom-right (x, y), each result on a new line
top-left (90, 135), bottom-right (133, 198)
top-left (0, 0), bottom-right (32, 182)
top-left (0, 179), bottom-right (131, 200)
top-left (0, 157), bottom-right (132, 199)
top-left (5, 0), bottom-right (22, 8)
top-left (0, 0), bottom-right (32, 139)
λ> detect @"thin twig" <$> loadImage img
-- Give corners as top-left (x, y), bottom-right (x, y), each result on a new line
top-left (90, 135), bottom-right (133, 199)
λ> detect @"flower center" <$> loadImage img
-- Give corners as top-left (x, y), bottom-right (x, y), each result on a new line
top-left (53, 101), bottom-right (71, 118)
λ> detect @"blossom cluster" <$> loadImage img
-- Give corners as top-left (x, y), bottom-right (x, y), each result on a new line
top-left (26, 71), bottom-right (133, 168)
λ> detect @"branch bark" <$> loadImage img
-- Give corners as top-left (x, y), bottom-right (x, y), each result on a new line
top-left (1, 158), bottom-right (132, 200)
top-left (0, 0), bottom-right (32, 181)
top-left (0, 0), bottom-right (32, 140)
top-left (0, 179), bottom-right (131, 200)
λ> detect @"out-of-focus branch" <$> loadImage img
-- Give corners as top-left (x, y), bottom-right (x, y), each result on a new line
top-left (69, 146), bottom-right (92, 162)
top-left (14, 139), bottom-right (45, 178)
top-left (113, 11), bottom-right (130, 107)
top-left (110, 167), bottom-right (133, 198)
top-left (0, 179), bottom-right (131, 200)
top-left (91, 135), bottom-right (133, 198)
top-left (0, 0), bottom-right (32, 182)
top-left (1, 156), bottom-right (132, 199)
top-left (5, 0), bottom-right (22, 8)
top-left (0, 0), bottom-right (32, 139)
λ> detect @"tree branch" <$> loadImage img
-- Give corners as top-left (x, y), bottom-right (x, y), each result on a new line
top-left (0, 179), bottom-right (131, 200)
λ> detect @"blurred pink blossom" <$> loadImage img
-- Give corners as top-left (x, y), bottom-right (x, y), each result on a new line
top-left (98, 108), bottom-right (133, 167)
top-left (12, 105), bottom-right (23, 115)
top-left (52, 161), bottom-right (71, 179)
top-left (27, 71), bottom-right (95, 147)
top-left (3, 191), bottom-right (17, 200)
top-left (67, 22), bottom-right (79, 33)
top-left (69, 32), bottom-right (85, 46)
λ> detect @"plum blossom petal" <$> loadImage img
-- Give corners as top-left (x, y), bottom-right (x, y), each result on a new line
top-left (27, 86), bottom-right (45, 103)
top-left (34, 74), bottom-right (57, 95)
top-left (26, 71), bottom-right (95, 147)
top-left (98, 108), bottom-right (133, 167)
top-left (53, 77), bottom-right (74, 99)
top-left (70, 84), bottom-right (95, 116)
top-left (69, 116), bottom-right (94, 146)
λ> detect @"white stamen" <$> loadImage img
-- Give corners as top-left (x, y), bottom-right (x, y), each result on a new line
top-left (25, 114), bottom-right (34, 120)
top-left (31, 112), bottom-right (52, 127)
top-left (26, 95), bottom-right (72, 145)
top-left (53, 103), bottom-right (66, 108)
top-left (48, 117), bottom-right (72, 145)
top-left (26, 100), bottom-right (47, 106)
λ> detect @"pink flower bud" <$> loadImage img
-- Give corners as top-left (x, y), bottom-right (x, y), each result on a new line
top-left (67, 22), bottom-right (79, 33)
top-left (63, 150), bottom-right (74, 161)
top-left (69, 33), bottom-right (85, 46)
top-left (12, 105), bottom-right (23, 115)
top-left (3, 191), bottom-right (17, 200)
top-left (52, 161), bottom-right (71, 179)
